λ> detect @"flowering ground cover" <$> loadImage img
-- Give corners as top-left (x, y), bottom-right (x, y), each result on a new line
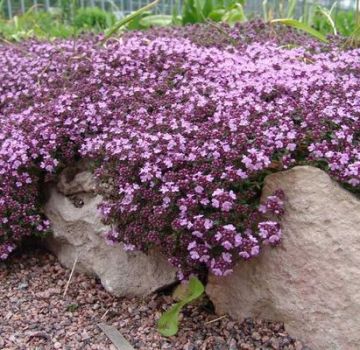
top-left (0, 21), bottom-right (359, 278)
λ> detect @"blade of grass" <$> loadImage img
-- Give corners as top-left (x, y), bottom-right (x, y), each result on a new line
top-left (139, 14), bottom-right (172, 27)
top-left (286, 0), bottom-right (297, 18)
top-left (263, 0), bottom-right (268, 22)
top-left (0, 0), bottom-right (5, 18)
top-left (101, 0), bottom-right (160, 43)
top-left (317, 3), bottom-right (337, 35)
top-left (172, 0), bottom-right (182, 25)
top-left (271, 18), bottom-right (328, 42)
top-left (106, 0), bottom-right (120, 12)
top-left (344, 24), bottom-right (360, 48)
top-left (63, 254), bottom-right (79, 297)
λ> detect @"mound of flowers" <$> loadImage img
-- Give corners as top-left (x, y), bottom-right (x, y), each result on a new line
top-left (0, 22), bottom-right (359, 277)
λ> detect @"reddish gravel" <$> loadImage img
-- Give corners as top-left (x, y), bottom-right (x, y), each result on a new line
top-left (0, 249), bottom-right (307, 350)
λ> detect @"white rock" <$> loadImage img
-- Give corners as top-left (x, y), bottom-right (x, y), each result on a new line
top-left (206, 166), bottom-right (360, 350)
top-left (44, 169), bottom-right (176, 297)
top-left (57, 168), bottom-right (96, 196)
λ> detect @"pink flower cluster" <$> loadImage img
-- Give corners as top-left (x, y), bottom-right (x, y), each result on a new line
top-left (0, 23), bottom-right (359, 277)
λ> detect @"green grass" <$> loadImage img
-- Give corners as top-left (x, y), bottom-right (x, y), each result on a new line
top-left (0, 0), bottom-right (359, 42)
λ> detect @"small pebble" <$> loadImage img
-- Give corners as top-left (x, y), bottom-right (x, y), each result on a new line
top-left (252, 331), bottom-right (261, 341)
top-left (17, 281), bottom-right (29, 290)
top-left (229, 338), bottom-right (238, 350)
top-left (0, 249), bottom-right (304, 350)
top-left (183, 345), bottom-right (193, 350)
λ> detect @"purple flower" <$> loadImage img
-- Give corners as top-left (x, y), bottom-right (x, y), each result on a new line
top-left (0, 22), bottom-right (358, 278)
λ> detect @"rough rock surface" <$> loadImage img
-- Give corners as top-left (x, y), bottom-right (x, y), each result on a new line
top-left (44, 167), bottom-right (176, 297)
top-left (206, 166), bottom-right (360, 350)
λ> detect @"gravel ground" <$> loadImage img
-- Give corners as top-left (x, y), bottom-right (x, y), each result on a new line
top-left (0, 249), bottom-right (307, 350)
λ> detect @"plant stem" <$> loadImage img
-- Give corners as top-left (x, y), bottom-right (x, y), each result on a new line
top-left (101, 0), bottom-right (160, 43)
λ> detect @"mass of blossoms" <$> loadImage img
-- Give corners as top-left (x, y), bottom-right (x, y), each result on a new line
top-left (0, 21), bottom-right (359, 277)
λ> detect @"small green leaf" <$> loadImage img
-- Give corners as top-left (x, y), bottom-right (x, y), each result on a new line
top-left (157, 302), bottom-right (183, 337)
top-left (271, 18), bottom-right (328, 43)
top-left (181, 276), bottom-right (205, 303)
top-left (157, 277), bottom-right (205, 337)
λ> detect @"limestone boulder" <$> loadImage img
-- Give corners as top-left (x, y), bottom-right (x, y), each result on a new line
top-left (44, 168), bottom-right (177, 297)
top-left (206, 166), bottom-right (360, 350)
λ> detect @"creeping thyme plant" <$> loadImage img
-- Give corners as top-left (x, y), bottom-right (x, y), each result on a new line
top-left (0, 22), bottom-right (359, 278)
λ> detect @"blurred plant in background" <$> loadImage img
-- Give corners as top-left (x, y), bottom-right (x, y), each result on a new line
top-left (180, 0), bottom-right (247, 25)
top-left (121, 0), bottom-right (248, 31)
top-left (0, 7), bottom-right (75, 40)
top-left (73, 7), bottom-right (115, 29)
top-left (0, 0), bottom-right (116, 40)
top-left (312, 7), bottom-right (352, 35)
top-left (0, 0), bottom-right (359, 42)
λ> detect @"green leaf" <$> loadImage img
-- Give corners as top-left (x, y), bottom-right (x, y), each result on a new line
top-left (271, 18), bottom-right (328, 42)
top-left (157, 301), bottom-right (183, 337)
top-left (157, 277), bottom-right (205, 337)
top-left (139, 14), bottom-right (173, 28)
top-left (102, 0), bottom-right (160, 42)
top-left (0, 0), bottom-right (4, 15)
top-left (182, 0), bottom-right (198, 24)
top-left (209, 9), bottom-right (226, 22)
top-left (126, 11), bottom-right (151, 30)
top-left (222, 3), bottom-right (247, 26)
top-left (181, 276), bottom-right (205, 304)
top-left (202, 0), bottom-right (215, 18)
top-left (262, 0), bottom-right (268, 22)
top-left (316, 4), bottom-right (337, 35)
top-left (194, 0), bottom-right (206, 22)
top-left (286, 0), bottom-right (297, 18)
top-left (344, 24), bottom-right (360, 48)
top-left (172, 0), bottom-right (182, 25)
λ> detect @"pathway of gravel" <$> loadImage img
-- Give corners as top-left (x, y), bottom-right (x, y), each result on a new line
top-left (0, 249), bottom-right (307, 350)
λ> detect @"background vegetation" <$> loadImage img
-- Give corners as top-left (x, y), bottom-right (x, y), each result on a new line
top-left (0, 0), bottom-right (359, 41)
